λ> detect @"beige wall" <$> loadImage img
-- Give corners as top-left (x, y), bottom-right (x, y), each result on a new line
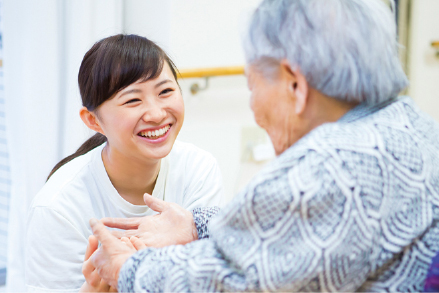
top-left (408, 0), bottom-right (439, 122)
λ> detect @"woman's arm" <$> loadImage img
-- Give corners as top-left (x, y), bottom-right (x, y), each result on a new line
top-left (101, 195), bottom-right (220, 245)
top-left (26, 206), bottom-right (88, 291)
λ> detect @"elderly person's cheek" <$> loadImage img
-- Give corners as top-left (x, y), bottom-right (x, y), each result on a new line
top-left (249, 94), bottom-right (267, 129)
top-left (249, 93), bottom-right (256, 114)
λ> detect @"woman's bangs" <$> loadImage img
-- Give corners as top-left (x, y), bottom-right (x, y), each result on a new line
top-left (105, 36), bottom-right (166, 98)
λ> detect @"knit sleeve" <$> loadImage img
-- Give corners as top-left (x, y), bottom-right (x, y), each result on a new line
top-left (192, 206), bottom-right (220, 239)
top-left (118, 150), bottom-right (379, 292)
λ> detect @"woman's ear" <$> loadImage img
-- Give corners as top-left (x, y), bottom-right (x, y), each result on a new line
top-left (280, 60), bottom-right (309, 114)
top-left (79, 107), bottom-right (105, 135)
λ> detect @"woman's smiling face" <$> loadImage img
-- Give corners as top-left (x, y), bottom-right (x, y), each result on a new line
top-left (95, 62), bottom-right (184, 163)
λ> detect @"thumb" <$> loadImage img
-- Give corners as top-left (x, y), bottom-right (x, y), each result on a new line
top-left (90, 218), bottom-right (118, 247)
top-left (143, 193), bottom-right (166, 213)
top-left (84, 235), bottom-right (99, 261)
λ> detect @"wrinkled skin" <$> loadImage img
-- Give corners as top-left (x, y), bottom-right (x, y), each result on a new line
top-left (101, 193), bottom-right (198, 247)
top-left (87, 193), bottom-right (198, 289)
top-left (88, 220), bottom-right (136, 289)
top-left (80, 235), bottom-right (118, 292)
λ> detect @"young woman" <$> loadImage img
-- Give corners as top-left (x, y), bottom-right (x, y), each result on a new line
top-left (25, 34), bottom-right (223, 292)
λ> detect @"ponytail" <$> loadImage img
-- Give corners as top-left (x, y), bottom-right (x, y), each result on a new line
top-left (47, 133), bottom-right (107, 181)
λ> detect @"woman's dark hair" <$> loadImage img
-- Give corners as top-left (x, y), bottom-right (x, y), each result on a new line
top-left (47, 34), bottom-right (179, 180)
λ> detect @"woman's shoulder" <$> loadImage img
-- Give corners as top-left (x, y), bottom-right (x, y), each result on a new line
top-left (165, 140), bottom-right (220, 186)
top-left (164, 141), bottom-right (223, 208)
top-left (31, 144), bottom-right (104, 211)
top-left (169, 140), bottom-right (217, 166)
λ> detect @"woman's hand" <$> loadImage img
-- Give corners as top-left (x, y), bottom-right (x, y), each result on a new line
top-left (101, 193), bottom-right (198, 248)
top-left (79, 279), bottom-right (117, 292)
top-left (88, 219), bottom-right (137, 289)
top-left (81, 234), bottom-right (135, 291)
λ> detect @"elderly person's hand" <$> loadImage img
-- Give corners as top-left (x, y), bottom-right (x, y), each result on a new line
top-left (80, 235), bottom-right (137, 292)
top-left (80, 235), bottom-right (115, 292)
top-left (87, 219), bottom-right (137, 289)
top-left (101, 193), bottom-right (198, 248)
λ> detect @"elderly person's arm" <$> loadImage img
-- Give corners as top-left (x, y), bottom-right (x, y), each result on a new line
top-left (91, 151), bottom-right (379, 292)
top-left (191, 206), bottom-right (221, 239)
top-left (99, 194), bottom-right (220, 247)
top-left (89, 0), bottom-right (411, 288)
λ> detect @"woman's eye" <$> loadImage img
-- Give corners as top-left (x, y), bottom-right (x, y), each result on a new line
top-left (160, 88), bottom-right (174, 96)
top-left (124, 98), bottom-right (141, 104)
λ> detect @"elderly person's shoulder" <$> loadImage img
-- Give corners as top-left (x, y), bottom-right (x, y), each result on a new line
top-left (310, 96), bottom-right (436, 151)
top-left (271, 96), bottom-right (439, 179)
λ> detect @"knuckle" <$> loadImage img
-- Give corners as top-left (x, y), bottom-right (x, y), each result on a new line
top-left (91, 278), bottom-right (100, 287)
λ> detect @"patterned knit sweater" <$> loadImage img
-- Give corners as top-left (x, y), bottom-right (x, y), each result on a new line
top-left (118, 96), bottom-right (439, 292)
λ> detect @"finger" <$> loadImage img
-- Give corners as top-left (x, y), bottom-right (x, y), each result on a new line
top-left (84, 235), bottom-right (99, 261)
top-left (109, 285), bottom-right (118, 292)
top-left (101, 217), bottom-right (140, 230)
top-left (121, 237), bottom-right (136, 250)
top-left (110, 230), bottom-right (124, 239)
top-left (130, 236), bottom-right (147, 250)
top-left (110, 229), bottom-right (138, 239)
top-left (82, 258), bottom-right (95, 280)
top-left (143, 193), bottom-right (166, 213)
top-left (88, 269), bottom-right (102, 288)
top-left (89, 218), bottom-right (119, 248)
top-left (82, 258), bottom-right (101, 288)
top-left (99, 279), bottom-right (111, 291)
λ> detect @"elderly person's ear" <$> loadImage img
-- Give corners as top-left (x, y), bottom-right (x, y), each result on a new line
top-left (280, 60), bottom-right (308, 115)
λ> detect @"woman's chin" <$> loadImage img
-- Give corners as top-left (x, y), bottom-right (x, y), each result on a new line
top-left (137, 140), bottom-right (175, 161)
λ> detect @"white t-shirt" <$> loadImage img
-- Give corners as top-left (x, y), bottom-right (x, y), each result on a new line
top-left (25, 141), bottom-right (223, 292)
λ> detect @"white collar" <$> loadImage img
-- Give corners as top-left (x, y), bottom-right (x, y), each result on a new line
top-left (90, 143), bottom-right (169, 215)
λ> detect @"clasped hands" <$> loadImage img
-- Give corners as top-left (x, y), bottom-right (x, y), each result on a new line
top-left (80, 193), bottom-right (198, 292)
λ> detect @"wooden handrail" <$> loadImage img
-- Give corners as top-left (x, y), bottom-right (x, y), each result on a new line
top-left (178, 66), bottom-right (245, 79)
top-left (432, 41), bottom-right (439, 58)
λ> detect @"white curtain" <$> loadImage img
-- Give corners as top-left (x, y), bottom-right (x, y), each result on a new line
top-left (3, 1), bottom-right (123, 291)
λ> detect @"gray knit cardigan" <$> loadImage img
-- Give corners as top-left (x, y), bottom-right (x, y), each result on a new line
top-left (119, 96), bottom-right (439, 292)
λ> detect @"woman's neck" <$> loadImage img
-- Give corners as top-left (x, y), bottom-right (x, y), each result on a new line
top-left (101, 145), bottom-right (161, 205)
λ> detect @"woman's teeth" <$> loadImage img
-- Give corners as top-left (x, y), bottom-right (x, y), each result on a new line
top-left (139, 125), bottom-right (171, 139)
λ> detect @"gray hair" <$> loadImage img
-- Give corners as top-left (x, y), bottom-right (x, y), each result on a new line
top-left (244, 0), bottom-right (409, 104)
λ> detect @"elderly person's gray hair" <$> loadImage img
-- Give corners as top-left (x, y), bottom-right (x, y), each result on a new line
top-left (244, 0), bottom-right (408, 104)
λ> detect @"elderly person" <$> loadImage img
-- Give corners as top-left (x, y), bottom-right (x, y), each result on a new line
top-left (86, 0), bottom-right (439, 291)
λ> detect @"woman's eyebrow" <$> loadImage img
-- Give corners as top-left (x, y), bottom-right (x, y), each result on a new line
top-left (118, 80), bottom-right (172, 98)
top-left (119, 89), bottom-right (142, 98)
top-left (155, 79), bottom-right (173, 88)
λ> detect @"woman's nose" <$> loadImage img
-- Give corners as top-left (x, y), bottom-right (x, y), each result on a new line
top-left (142, 103), bottom-right (167, 124)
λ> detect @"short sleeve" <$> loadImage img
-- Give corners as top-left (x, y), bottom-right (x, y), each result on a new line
top-left (25, 206), bottom-right (87, 291)
top-left (183, 155), bottom-right (224, 210)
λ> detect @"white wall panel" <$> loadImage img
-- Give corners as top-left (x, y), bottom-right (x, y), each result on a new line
top-left (61, 0), bottom-right (124, 157)
top-left (3, 0), bottom-right (62, 290)
top-left (3, 1), bottom-right (124, 290)
top-left (408, 0), bottom-right (439, 122)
